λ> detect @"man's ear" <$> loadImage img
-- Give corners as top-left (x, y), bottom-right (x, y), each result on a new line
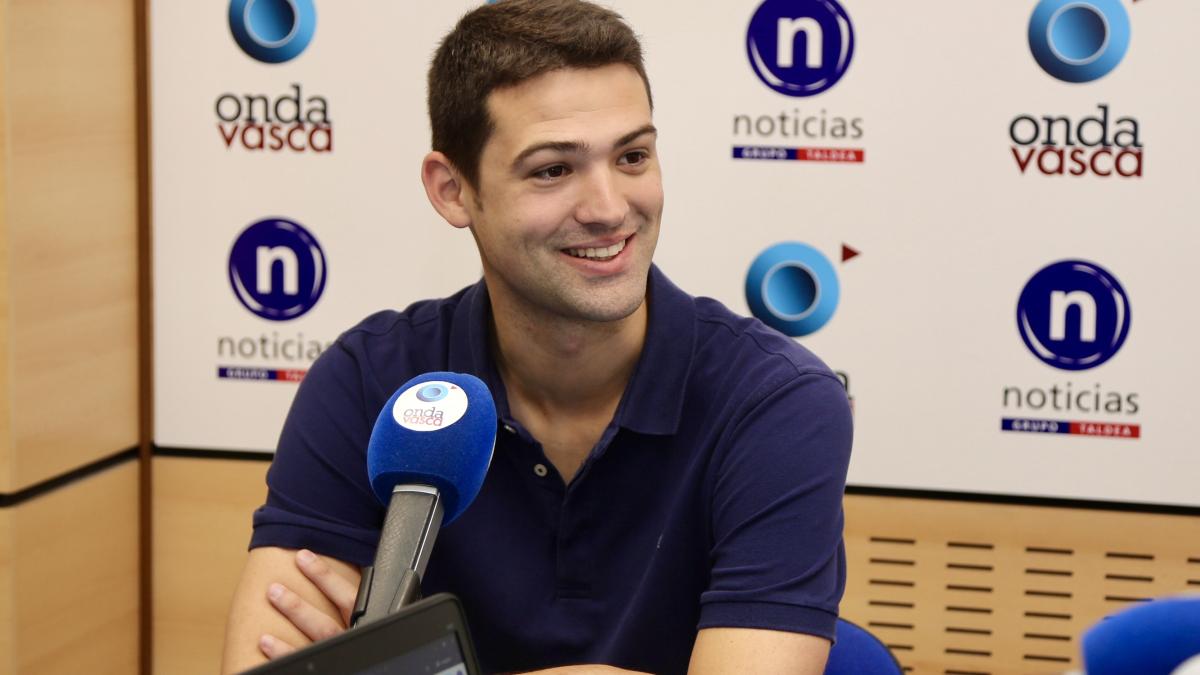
top-left (421, 152), bottom-right (473, 229)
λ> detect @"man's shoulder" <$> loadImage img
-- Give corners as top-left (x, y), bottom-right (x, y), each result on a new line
top-left (689, 294), bottom-right (838, 384)
top-left (336, 284), bottom-right (476, 353)
top-left (306, 282), bottom-right (484, 399)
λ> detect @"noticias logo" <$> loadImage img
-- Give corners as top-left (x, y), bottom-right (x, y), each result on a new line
top-left (229, 0), bottom-right (317, 64)
top-left (745, 242), bottom-right (840, 337)
top-left (1016, 260), bottom-right (1130, 371)
top-left (228, 218), bottom-right (328, 321)
top-left (1028, 0), bottom-right (1130, 83)
top-left (745, 0), bottom-right (854, 98)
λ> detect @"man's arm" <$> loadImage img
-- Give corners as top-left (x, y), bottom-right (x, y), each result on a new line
top-left (524, 629), bottom-right (829, 674)
top-left (689, 628), bottom-right (829, 674)
top-left (251, 551), bottom-right (825, 674)
top-left (221, 546), bottom-right (361, 675)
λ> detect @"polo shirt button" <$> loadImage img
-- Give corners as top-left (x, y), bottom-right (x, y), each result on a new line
top-left (503, 424), bottom-right (516, 434)
top-left (533, 463), bottom-right (548, 477)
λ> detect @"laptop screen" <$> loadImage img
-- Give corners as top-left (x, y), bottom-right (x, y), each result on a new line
top-left (359, 634), bottom-right (468, 675)
top-left (243, 593), bottom-right (480, 675)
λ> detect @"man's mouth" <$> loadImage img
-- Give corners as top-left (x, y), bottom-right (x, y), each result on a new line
top-left (564, 236), bottom-right (628, 262)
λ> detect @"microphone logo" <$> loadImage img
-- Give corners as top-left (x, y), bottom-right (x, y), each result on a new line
top-left (393, 380), bottom-right (470, 432)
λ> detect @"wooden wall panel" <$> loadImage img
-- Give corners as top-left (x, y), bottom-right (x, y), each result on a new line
top-left (0, 508), bottom-right (14, 675)
top-left (3, 0), bottom-right (138, 492)
top-left (842, 494), bottom-right (1200, 674)
top-left (7, 461), bottom-right (139, 675)
top-left (153, 456), bottom-right (270, 675)
top-left (0, 0), bottom-right (16, 494)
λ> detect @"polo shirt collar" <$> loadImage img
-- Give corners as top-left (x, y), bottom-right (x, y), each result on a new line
top-left (614, 266), bottom-right (695, 436)
top-left (446, 279), bottom-right (513, 421)
top-left (445, 265), bottom-right (696, 437)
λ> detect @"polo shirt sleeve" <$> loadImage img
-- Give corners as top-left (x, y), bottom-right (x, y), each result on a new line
top-left (698, 371), bottom-right (853, 641)
top-left (249, 340), bottom-right (385, 568)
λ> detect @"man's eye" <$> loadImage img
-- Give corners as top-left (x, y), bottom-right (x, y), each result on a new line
top-left (533, 165), bottom-right (569, 180)
top-left (619, 151), bottom-right (649, 166)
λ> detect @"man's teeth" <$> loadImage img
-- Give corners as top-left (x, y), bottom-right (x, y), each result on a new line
top-left (568, 238), bottom-right (626, 260)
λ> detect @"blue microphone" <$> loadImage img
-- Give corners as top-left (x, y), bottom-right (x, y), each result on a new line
top-left (1082, 596), bottom-right (1200, 675)
top-left (352, 372), bottom-right (497, 626)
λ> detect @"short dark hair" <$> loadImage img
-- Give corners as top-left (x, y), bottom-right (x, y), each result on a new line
top-left (428, 0), bottom-right (652, 189)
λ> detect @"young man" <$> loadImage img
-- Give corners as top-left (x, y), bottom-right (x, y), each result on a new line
top-left (222, 1), bottom-right (853, 673)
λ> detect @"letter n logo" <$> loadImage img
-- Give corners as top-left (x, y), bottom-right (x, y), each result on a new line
top-left (1016, 260), bottom-right (1130, 370)
top-left (228, 218), bottom-right (327, 321)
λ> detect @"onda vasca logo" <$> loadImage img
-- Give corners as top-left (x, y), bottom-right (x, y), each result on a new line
top-left (216, 84), bottom-right (333, 153)
top-left (221, 0), bottom-right (332, 153)
top-left (229, 0), bottom-right (316, 64)
top-left (1013, 0), bottom-right (1141, 178)
top-left (393, 382), bottom-right (470, 432)
top-left (1002, 260), bottom-right (1139, 440)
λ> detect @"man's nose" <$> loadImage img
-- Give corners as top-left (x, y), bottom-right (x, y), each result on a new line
top-left (574, 168), bottom-right (629, 228)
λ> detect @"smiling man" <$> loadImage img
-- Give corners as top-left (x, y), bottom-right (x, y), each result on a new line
top-left (221, 2), bottom-right (852, 674)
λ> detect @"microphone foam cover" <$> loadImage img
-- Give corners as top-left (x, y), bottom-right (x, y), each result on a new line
top-left (367, 372), bottom-right (497, 524)
top-left (1082, 595), bottom-right (1200, 675)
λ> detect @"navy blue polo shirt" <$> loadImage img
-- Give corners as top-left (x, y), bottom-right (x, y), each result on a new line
top-left (252, 266), bottom-right (853, 674)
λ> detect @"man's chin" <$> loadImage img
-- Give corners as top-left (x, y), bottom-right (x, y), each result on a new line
top-left (564, 286), bottom-right (648, 325)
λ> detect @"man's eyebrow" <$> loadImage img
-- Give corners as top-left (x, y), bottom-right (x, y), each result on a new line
top-left (510, 124), bottom-right (658, 170)
top-left (612, 124), bottom-right (657, 149)
top-left (511, 140), bottom-right (589, 170)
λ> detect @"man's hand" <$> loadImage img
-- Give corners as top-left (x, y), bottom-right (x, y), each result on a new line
top-left (256, 549), bottom-right (359, 659)
top-left (221, 547), bottom-right (361, 674)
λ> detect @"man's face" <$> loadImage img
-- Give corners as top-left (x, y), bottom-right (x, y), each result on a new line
top-left (464, 63), bottom-right (662, 325)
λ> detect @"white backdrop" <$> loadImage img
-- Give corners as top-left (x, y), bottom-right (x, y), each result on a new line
top-left (153, 0), bottom-right (1200, 507)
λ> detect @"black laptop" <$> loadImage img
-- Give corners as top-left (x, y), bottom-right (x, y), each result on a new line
top-left (243, 593), bottom-right (481, 675)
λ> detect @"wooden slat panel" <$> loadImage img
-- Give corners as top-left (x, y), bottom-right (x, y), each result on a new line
top-left (843, 494), bottom-right (1200, 674)
top-left (4, 0), bottom-right (138, 491)
top-left (10, 461), bottom-right (139, 675)
top-left (153, 456), bottom-right (269, 675)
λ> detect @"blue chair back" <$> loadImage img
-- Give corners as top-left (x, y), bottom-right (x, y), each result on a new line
top-left (824, 618), bottom-right (904, 675)
top-left (1082, 595), bottom-right (1200, 675)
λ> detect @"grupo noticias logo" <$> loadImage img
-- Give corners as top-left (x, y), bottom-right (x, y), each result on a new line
top-left (1016, 260), bottom-right (1130, 371)
top-left (228, 218), bottom-right (327, 321)
top-left (1028, 0), bottom-right (1130, 83)
top-left (745, 242), bottom-right (840, 337)
top-left (746, 0), bottom-right (854, 97)
top-left (229, 0), bottom-right (317, 64)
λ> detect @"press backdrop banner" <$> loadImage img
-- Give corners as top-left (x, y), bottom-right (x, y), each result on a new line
top-left (152, 0), bottom-right (1200, 507)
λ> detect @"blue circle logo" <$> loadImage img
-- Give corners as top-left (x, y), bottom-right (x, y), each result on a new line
top-left (229, 0), bottom-right (316, 64)
top-left (746, 0), bottom-right (855, 97)
top-left (1017, 260), bottom-right (1130, 370)
top-left (1029, 0), bottom-right (1130, 83)
top-left (746, 243), bottom-right (840, 337)
top-left (417, 384), bottom-right (449, 403)
top-left (228, 218), bottom-right (327, 321)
